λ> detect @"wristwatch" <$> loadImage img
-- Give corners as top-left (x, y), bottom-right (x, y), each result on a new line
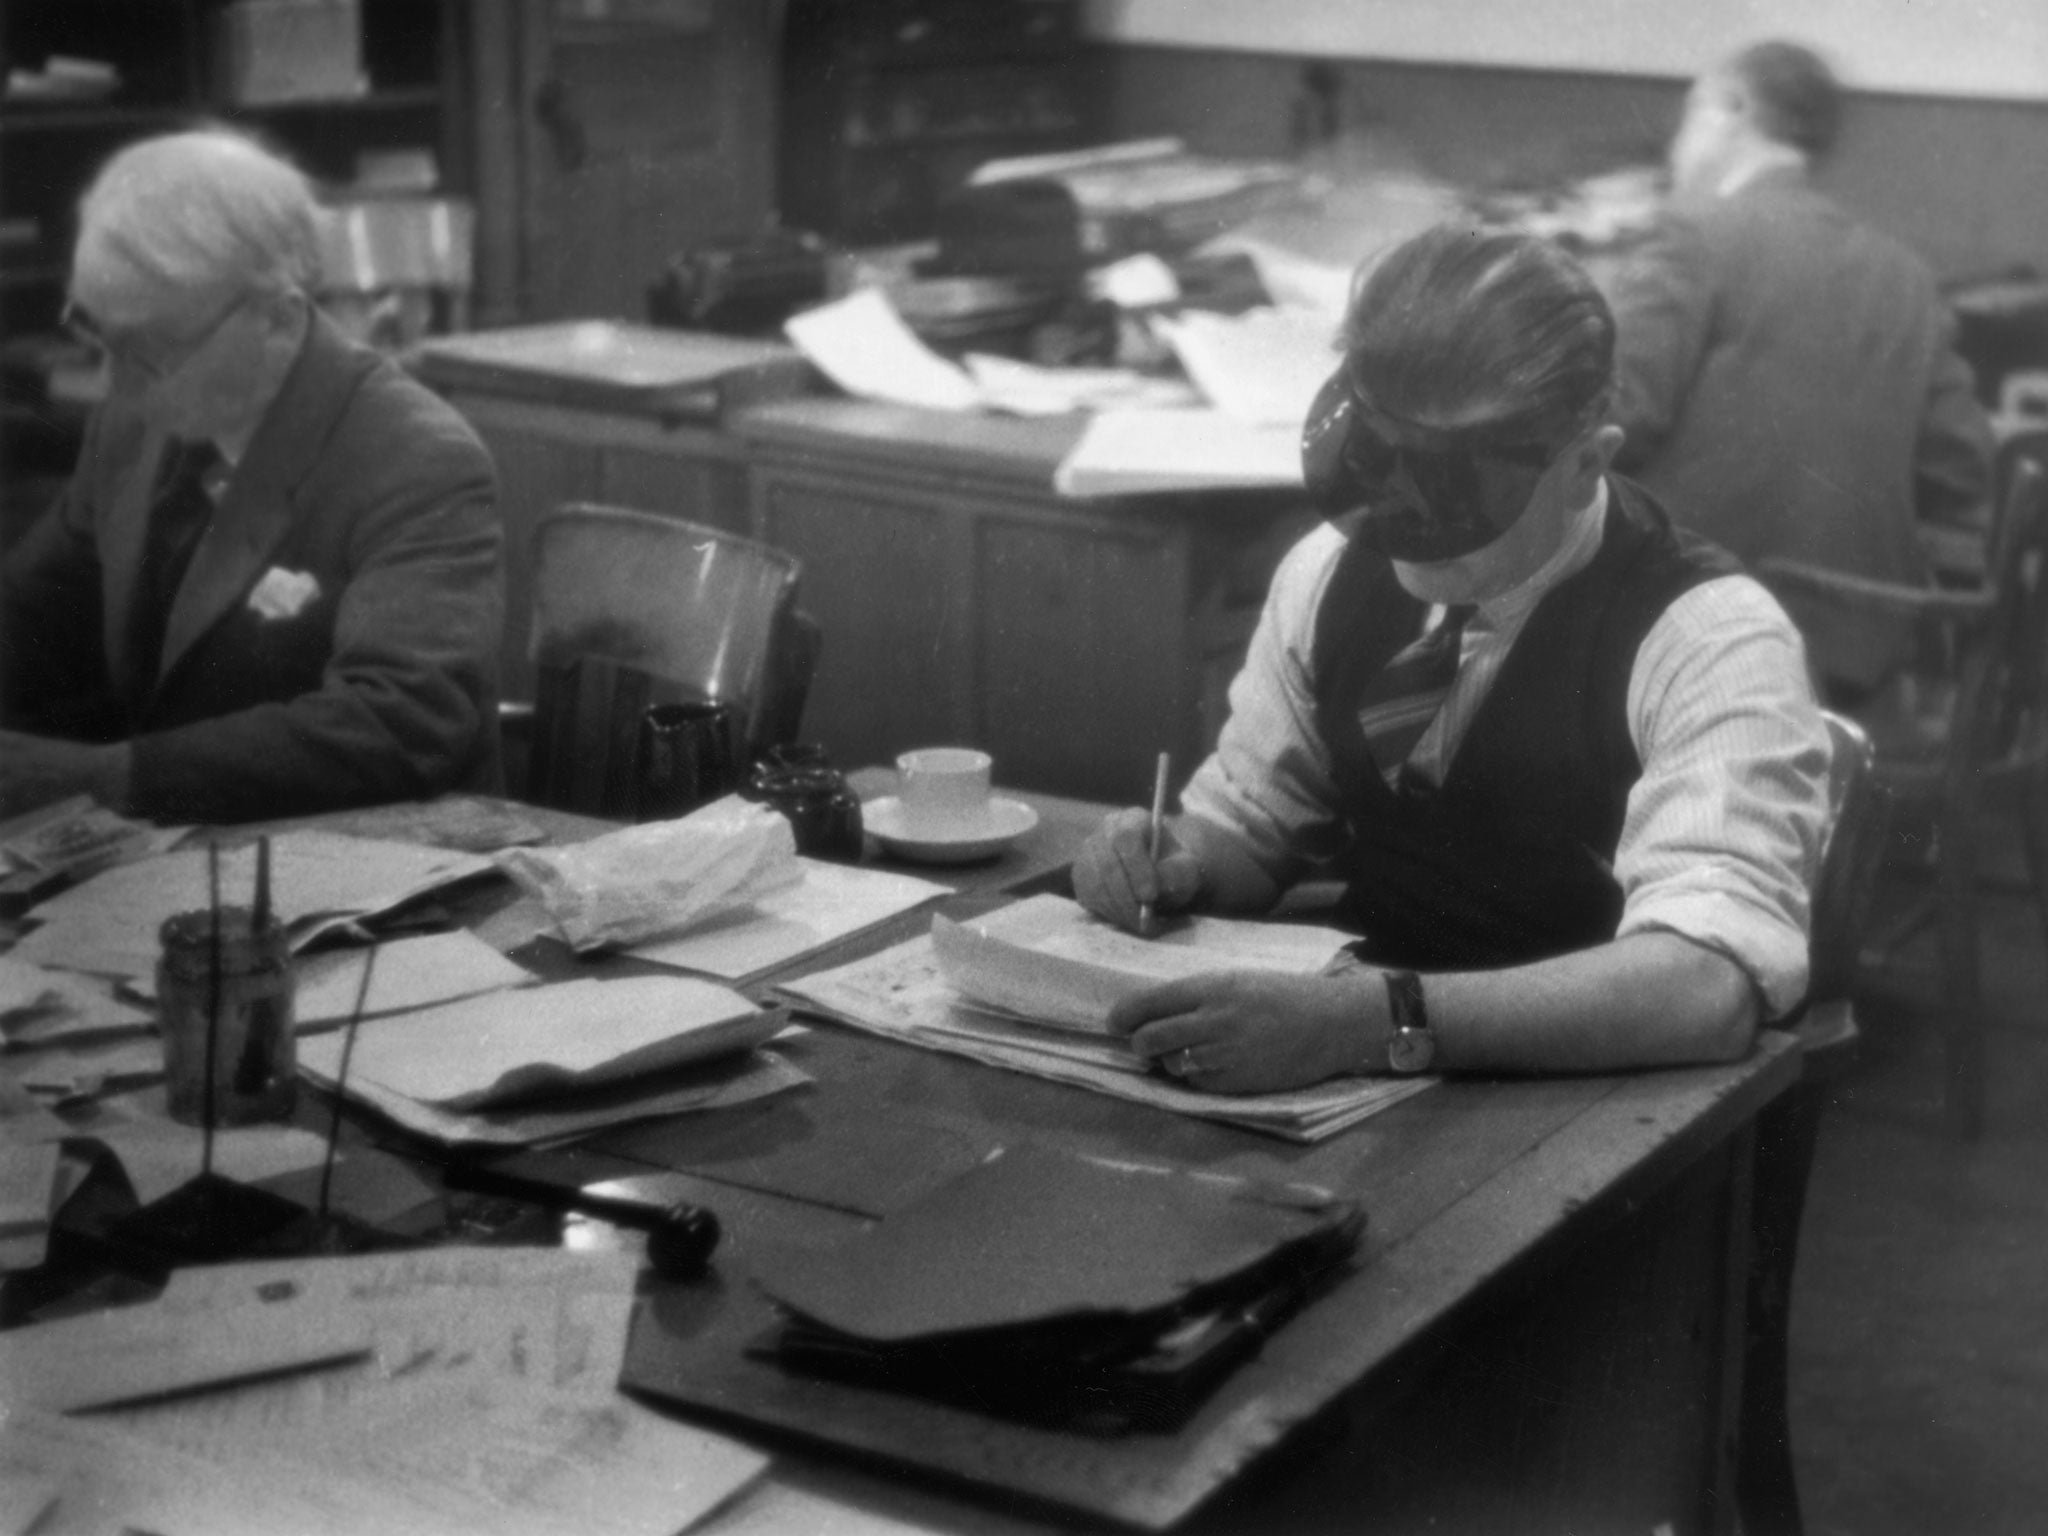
top-left (1383, 969), bottom-right (1435, 1073)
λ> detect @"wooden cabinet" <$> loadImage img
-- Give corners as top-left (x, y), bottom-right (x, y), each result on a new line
top-left (735, 400), bottom-right (1309, 803)
top-left (465, 0), bottom-right (778, 326)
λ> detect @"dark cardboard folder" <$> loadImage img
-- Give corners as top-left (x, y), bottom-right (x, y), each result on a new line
top-left (743, 1142), bottom-right (1364, 1434)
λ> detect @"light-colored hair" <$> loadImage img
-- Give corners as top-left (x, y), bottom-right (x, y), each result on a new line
top-left (1340, 223), bottom-right (1615, 446)
top-left (76, 127), bottom-right (320, 301)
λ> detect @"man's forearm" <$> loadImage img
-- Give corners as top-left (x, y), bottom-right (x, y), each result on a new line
top-left (1422, 930), bottom-right (1760, 1074)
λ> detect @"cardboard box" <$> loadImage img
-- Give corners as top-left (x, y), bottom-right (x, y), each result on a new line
top-left (217, 0), bottom-right (364, 105)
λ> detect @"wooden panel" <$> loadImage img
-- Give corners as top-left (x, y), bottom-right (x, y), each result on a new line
top-left (974, 515), bottom-right (1191, 803)
top-left (468, 418), bottom-right (600, 700)
top-left (517, 0), bottom-right (778, 318)
top-left (598, 446), bottom-right (749, 533)
top-left (755, 472), bottom-right (971, 769)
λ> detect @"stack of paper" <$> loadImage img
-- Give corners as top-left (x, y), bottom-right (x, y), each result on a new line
top-left (1052, 407), bottom-right (1303, 497)
top-left (779, 895), bottom-right (1431, 1142)
top-left (298, 974), bottom-right (808, 1147)
top-left (11, 831), bottom-right (496, 980)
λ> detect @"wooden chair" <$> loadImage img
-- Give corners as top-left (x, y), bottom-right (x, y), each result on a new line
top-left (1759, 439), bottom-right (2048, 1138)
top-left (516, 502), bottom-right (820, 816)
top-left (1738, 710), bottom-right (1884, 1536)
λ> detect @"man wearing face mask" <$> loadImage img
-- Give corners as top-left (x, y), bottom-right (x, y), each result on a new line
top-left (0, 128), bottom-right (503, 823)
top-left (1607, 40), bottom-right (1992, 702)
top-left (1072, 222), bottom-right (1831, 1094)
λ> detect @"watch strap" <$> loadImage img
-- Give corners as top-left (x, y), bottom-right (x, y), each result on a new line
top-left (1383, 968), bottom-right (1433, 1073)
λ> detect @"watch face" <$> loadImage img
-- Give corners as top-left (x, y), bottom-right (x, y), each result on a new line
top-left (1389, 1028), bottom-right (1435, 1074)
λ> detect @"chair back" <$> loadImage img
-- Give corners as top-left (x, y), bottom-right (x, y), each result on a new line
top-left (1949, 449), bottom-right (2048, 799)
top-left (1808, 711), bottom-right (1886, 1011)
top-left (524, 503), bottom-right (814, 814)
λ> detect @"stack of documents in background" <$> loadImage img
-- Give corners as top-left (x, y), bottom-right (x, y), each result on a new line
top-left (779, 895), bottom-right (1431, 1142)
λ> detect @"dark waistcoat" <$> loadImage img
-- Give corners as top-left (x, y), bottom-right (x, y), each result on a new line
top-left (1311, 479), bottom-right (1740, 969)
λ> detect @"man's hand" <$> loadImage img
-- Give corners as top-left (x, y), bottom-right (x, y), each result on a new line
top-left (1108, 967), bottom-right (1390, 1094)
top-left (0, 732), bottom-right (131, 817)
top-left (1072, 807), bottom-right (1207, 933)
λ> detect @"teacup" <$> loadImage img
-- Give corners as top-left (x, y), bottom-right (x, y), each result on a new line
top-left (896, 747), bottom-right (994, 839)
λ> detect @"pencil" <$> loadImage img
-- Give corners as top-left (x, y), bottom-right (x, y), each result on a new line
top-left (1138, 751), bottom-right (1170, 937)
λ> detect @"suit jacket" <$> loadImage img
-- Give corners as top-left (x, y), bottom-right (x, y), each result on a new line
top-left (1, 312), bottom-right (505, 822)
top-left (1608, 167), bottom-right (1992, 691)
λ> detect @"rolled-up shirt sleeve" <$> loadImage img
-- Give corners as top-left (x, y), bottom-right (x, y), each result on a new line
top-left (1617, 574), bottom-right (1833, 1017)
top-left (1179, 523), bottom-right (1352, 885)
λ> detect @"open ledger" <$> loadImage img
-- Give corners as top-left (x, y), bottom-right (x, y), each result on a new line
top-left (778, 895), bottom-right (1432, 1142)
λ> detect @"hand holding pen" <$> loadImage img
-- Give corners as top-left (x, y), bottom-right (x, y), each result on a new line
top-left (1072, 752), bottom-right (1200, 935)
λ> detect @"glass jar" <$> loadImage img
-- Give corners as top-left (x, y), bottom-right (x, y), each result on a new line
top-left (743, 755), bottom-right (865, 863)
top-left (156, 905), bottom-right (296, 1126)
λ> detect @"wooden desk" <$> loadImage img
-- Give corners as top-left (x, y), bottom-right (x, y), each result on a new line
top-left (10, 799), bottom-right (1797, 1535)
top-left (558, 964), bottom-right (1794, 1536)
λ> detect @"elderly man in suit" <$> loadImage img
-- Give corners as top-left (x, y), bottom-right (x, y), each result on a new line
top-left (1607, 39), bottom-right (1993, 702)
top-left (0, 127), bottom-right (504, 823)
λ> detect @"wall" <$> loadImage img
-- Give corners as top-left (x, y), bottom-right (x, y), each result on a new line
top-left (1081, 0), bottom-right (2048, 102)
top-left (1086, 46), bottom-right (2048, 283)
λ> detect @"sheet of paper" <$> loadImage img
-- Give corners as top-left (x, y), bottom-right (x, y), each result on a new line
top-left (121, 1249), bottom-right (770, 1536)
top-left (293, 795), bottom-right (550, 854)
top-left (959, 352), bottom-right (1199, 417)
top-left (0, 1076), bottom-right (72, 1145)
top-left (308, 975), bottom-right (777, 1110)
top-left (779, 914), bottom-right (1429, 1142)
top-left (14, 832), bottom-right (495, 979)
top-left (628, 859), bottom-right (946, 981)
top-left (291, 931), bottom-right (536, 1028)
top-left (1052, 407), bottom-right (1303, 497)
top-left (87, 1116), bottom-right (335, 1205)
top-left (784, 288), bottom-right (981, 412)
top-left (0, 1141), bottom-right (60, 1271)
top-left (6, 1032), bottom-right (164, 1105)
top-left (1156, 305), bottom-right (1338, 427)
top-left (0, 954), bottom-right (155, 1044)
top-left (0, 1409), bottom-right (452, 1536)
top-left (298, 1033), bottom-right (809, 1148)
top-left (0, 1287), bottom-right (371, 1412)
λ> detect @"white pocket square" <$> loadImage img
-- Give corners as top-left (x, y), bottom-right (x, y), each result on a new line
top-left (247, 567), bottom-right (322, 621)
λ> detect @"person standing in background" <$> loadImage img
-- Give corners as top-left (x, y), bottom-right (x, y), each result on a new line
top-left (1607, 39), bottom-right (1993, 704)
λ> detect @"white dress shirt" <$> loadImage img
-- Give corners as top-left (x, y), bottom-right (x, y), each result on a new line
top-left (1180, 482), bottom-right (1833, 1018)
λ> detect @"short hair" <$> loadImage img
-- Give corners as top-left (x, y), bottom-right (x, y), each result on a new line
top-left (1338, 223), bottom-right (1615, 446)
top-left (75, 127), bottom-right (320, 300)
top-left (1728, 40), bottom-right (1841, 158)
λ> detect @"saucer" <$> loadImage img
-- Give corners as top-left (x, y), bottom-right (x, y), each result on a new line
top-left (863, 796), bottom-right (1039, 864)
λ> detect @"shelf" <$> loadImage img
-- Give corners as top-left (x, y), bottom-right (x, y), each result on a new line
top-left (0, 102), bottom-right (190, 134)
top-left (228, 86), bottom-right (442, 117)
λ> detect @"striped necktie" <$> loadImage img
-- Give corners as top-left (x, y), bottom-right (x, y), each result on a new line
top-left (1353, 603), bottom-right (1475, 787)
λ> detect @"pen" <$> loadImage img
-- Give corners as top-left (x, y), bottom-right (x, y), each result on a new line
top-left (1138, 750), bottom-right (1170, 937)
